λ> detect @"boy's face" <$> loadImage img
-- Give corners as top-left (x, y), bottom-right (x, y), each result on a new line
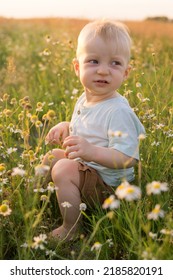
top-left (73, 35), bottom-right (130, 102)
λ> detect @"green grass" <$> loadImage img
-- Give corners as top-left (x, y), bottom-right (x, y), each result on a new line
top-left (0, 18), bottom-right (173, 260)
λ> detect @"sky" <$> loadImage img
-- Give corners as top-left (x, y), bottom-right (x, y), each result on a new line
top-left (0, 0), bottom-right (173, 21)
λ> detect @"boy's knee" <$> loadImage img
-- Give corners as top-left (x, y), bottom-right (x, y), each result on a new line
top-left (51, 158), bottom-right (78, 183)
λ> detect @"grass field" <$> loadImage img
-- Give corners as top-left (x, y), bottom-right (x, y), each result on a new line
top-left (0, 17), bottom-right (173, 260)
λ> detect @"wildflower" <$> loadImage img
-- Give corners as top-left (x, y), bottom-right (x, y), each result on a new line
top-left (42, 48), bottom-right (51, 56)
top-left (2, 93), bottom-right (9, 101)
top-left (46, 250), bottom-right (56, 257)
top-left (0, 163), bottom-right (6, 173)
top-left (155, 123), bottom-right (165, 129)
top-left (0, 178), bottom-right (8, 185)
top-left (32, 234), bottom-right (47, 250)
top-left (0, 204), bottom-right (12, 216)
top-left (40, 195), bottom-right (49, 202)
top-left (72, 88), bottom-right (79, 95)
top-left (136, 93), bottom-right (150, 102)
top-left (36, 102), bottom-right (45, 112)
top-left (30, 114), bottom-right (38, 123)
top-left (47, 182), bottom-right (58, 192)
top-left (151, 141), bottom-right (160, 146)
top-left (102, 195), bottom-right (120, 210)
top-left (46, 109), bottom-right (56, 121)
top-left (115, 181), bottom-right (141, 201)
top-left (11, 167), bottom-right (26, 177)
top-left (160, 229), bottom-right (173, 236)
top-left (91, 242), bottom-right (102, 251)
top-left (18, 112), bottom-right (24, 121)
top-left (106, 239), bottom-right (114, 247)
top-left (10, 98), bottom-right (17, 105)
top-left (35, 164), bottom-right (50, 176)
top-left (35, 120), bottom-right (43, 128)
top-left (147, 204), bottom-right (165, 220)
top-left (171, 147), bottom-right (173, 153)
top-left (6, 147), bottom-right (17, 154)
top-left (20, 242), bottom-right (28, 248)
top-left (61, 201), bottom-right (72, 208)
top-left (136, 82), bottom-right (142, 87)
top-left (79, 203), bottom-right (87, 211)
top-left (146, 181), bottom-right (168, 195)
top-left (149, 232), bottom-right (157, 239)
top-left (138, 133), bottom-right (146, 140)
top-left (3, 109), bottom-right (12, 117)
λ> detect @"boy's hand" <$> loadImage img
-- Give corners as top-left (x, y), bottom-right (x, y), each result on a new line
top-left (45, 122), bottom-right (70, 145)
top-left (63, 135), bottom-right (94, 162)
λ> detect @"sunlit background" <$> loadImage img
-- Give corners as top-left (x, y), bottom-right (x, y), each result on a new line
top-left (0, 0), bottom-right (173, 20)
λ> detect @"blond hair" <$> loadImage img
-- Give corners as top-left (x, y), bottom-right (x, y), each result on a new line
top-left (76, 19), bottom-right (132, 62)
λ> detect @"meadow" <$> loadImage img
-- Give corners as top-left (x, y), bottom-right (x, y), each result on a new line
top-left (0, 17), bottom-right (173, 260)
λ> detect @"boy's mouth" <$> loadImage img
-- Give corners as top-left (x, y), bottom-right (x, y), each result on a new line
top-left (95, 80), bottom-right (109, 84)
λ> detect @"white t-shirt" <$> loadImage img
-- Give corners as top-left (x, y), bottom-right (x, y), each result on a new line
top-left (69, 92), bottom-right (145, 186)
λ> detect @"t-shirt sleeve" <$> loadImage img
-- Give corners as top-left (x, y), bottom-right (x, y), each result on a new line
top-left (108, 107), bottom-right (143, 160)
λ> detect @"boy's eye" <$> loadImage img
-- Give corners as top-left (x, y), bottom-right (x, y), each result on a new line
top-left (89, 59), bottom-right (98, 64)
top-left (112, 61), bottom-right (121, 66)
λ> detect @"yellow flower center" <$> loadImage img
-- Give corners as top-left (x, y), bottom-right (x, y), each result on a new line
top-left (153, 183), bottom-right (161, 189)
top-left (126, 187), bottom-right (134, 194)
top-left (0, 204), bottom-right (8, 213)
top-left (153, 207), bottom-right (160, 214)
top-left (0, 164), bottom-right (5, 172)
top-left (117, 184), bottom-right (125, 190)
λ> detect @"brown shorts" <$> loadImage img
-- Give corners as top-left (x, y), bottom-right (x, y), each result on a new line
top-left (78, 161), bottom-right (114, 207)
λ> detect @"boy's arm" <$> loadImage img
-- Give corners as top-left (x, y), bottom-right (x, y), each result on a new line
top-left (63, 135), bottom-right (136, 169)
top-left (90, 145), bottom-right (136, 168)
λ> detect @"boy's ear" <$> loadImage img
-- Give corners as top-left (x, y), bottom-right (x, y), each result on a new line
top-left (73, 58), bottom-right (80, 76)
top-left (124, 65), bottom-right (131, 80)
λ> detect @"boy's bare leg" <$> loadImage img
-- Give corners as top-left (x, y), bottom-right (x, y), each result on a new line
top-left (41, 148), bottom-right (66, 186)
top-left (51, 158), bottom-right (82, 240)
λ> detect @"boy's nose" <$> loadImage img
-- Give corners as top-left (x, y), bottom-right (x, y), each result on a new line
top-left (97, 64), bottom-right (109, 75)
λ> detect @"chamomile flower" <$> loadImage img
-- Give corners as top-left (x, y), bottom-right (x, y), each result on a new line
top-left (11, 167), bottom-right (26, 177)
top-left (40, 195), bottom-right (49, 202)
top-left (146, 181), bottom-right (168, 195)
top-left (0, 204), bottom-right (12, 216)
top-left (61, 201), bottom-right (72, 208)
top-left (91, 242), bottom-right (102, 251)
top-left (102, 195), bottom-right (120, 210)
top-left (115, 181), bottom-right (141, 201)
top-left (35, 164), bottom-right (50, 176)
top-left (32, 234), bottom-right (47, 250)
top-left (147, 204), bottom-right (165, 220)
top-left (6, 147), bottom-right (17, 155)
top-left (42, 48), bottom-right (51, 56)
top-left (138, 133), bottom-right (146, 140)
top-left (149, 231), bottom-right (157, 239)
top-left (136, 82), bottom-right (142, 87)
top-left (47, 182), bottom-right (59, 192)
top-left (160, 229), bottom-right (173, 236)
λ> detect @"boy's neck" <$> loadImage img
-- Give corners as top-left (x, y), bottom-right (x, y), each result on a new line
top-left (84, 91), bottom-right (119, 106)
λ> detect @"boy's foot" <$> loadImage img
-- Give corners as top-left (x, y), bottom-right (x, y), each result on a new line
top-left (50, 225), bottom-right (79, 241)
